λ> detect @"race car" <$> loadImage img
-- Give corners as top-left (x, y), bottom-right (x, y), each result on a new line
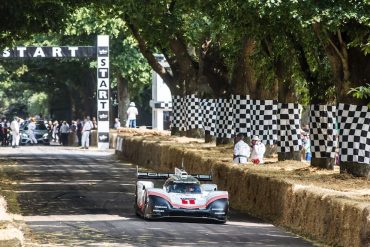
top-left (135, 167), bottom-right (229, 223)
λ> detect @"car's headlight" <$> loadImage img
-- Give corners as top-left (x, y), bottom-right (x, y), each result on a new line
top-left (43, 133), bottom-right (49, 138)
top-left (22, 133), bottom-right (28, 138)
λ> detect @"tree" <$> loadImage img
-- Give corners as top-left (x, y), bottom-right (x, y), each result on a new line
top-left (65, 5), bottom-right (152, 126)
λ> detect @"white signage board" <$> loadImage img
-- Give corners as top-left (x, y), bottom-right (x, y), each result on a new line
top-left (97, 35), bottom-right (110, 149)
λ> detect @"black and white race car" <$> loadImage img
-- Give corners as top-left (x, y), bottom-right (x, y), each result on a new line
top-left (135, 167), bottom-right (229, 223)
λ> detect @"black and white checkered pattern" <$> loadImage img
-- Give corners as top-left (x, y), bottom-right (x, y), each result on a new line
top-left (277, 103), bottom-right (302, 153)
top-left (185, 95), bottom-right (203, 130)
top-left (232, 95), bottom-right (251, 136)
top-left (216, 98), bottom-right (234, 138)
top-left (249, 99), bottom-right (278, 145)
top-left (171, 95), bottom-right (186, 131)
top-left (154, 101), bottom-right (172, 110)
top-left (200, 99), bottom-right (217, 136)
top-left (309, 105), bottom-right (337, 158)
top-left (337, 103), bottom-right (370, 164)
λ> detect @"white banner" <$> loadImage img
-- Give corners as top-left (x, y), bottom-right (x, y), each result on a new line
top-left (97, 35), bottom-right (110, 149)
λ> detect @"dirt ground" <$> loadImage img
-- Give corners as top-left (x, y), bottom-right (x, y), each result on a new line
top-left (117, 128), bottom-right (370, 203)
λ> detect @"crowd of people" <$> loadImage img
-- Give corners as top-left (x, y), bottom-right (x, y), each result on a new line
top-left (233, 134), bottom-right (266, 165)
top-left (49, 116), bottom-right (96, 148)
top-left (0, 115), bottom-right (99, 149)
top-left (233, 124), bottom-right (314, 165)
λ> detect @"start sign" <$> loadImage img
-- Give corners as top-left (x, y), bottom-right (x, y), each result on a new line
top-left (1, 46), bottom-right (96, 58)
top-left (0, 36), bottom-right (110, 150)
top-left (97, 35), bottom-right (110, 149)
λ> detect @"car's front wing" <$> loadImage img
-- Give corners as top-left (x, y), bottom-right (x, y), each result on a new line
top-left (144, 195), bottom-right (229, 222)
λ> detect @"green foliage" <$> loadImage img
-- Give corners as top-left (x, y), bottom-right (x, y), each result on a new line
top-left (27, 92), bottom-right (49, 117)
top-left (0, 3), bottom-right (151, 120)
top-left (348, 84), bottom-right (370, 107)
top-left (1, 0), bottom-right (369, 120)
top-left (65, 5), bottom-right (151, 96)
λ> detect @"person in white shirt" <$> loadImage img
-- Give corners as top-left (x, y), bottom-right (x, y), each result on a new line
top-left (114, 118), bottom-right (121, 129)
top-left (127, 102), bottom-right (138, 128)
top-left (27, 118), bottom-right (37, 145)
top-left (233, 133), bottom-right (251, 164)
top-left (10, 116), bottom-right (20, 148)
top-left (250, 136), bottom-right (266, 164)
top-left (52, 121), bottom-right (59, 142)
top-left (81, 117), bottom-right (93, 149)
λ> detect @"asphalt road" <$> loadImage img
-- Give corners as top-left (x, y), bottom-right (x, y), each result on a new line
top-left (0, 145), bottom-right (315, 247)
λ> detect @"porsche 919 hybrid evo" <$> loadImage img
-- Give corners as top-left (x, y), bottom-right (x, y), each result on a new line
top-left (135, 167), bottom-right (229, 223)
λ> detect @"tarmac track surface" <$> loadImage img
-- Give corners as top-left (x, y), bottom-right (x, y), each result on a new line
top-left (1, 145), bottom-right (315, 247)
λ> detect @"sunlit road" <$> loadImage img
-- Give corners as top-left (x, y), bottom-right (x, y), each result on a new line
top-left (0, 145), bottom-right (315, 246)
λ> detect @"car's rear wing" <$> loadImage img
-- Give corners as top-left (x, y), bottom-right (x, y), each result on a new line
top-left (137, 166), bottom-right (212, 181)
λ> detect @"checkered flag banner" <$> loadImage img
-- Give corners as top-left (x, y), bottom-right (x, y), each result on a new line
top-left (250, 99), bottom-right (278, 145)
top-left (337, 103), bottom-right (370, 164)
top-left (154, 101), bottom-right (172, 110)
top-left (185, 95), bottom-right (203, 130)
top-left (277, 103), bottom-right (302, 153)
top-left (216, 98), bottom-right (234, 138)
top-left (232, 95), bottom-right (251, 137)
top-left (171, 95), bottom-right (186, 131)
top-left (309, 105), bottom-right (337, 158)
top-left (200, 98), bottom-right (217, 136)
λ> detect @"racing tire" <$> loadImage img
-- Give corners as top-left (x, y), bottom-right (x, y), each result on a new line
top-left (143, 201), bottom-right (151, 220)
top-left (135, 209), bottom-right (141, 217)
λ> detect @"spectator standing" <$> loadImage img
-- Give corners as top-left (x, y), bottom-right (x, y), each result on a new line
top-left (70, 120), bottom-right (77, 145)
top-left (60, 121), bottom-right (70, 146)
top-left (114, 118), bottom-right (121, 129)
top-left (92, 117), bottom-right (97, 130)
top-left (28, 118), bottom-right (38, 145)
top-left (10, 116), bottom-right (20, 148)
top-left (233, 133), bottom-right (251, 164)
top-left (127, 102), bottom-right (138, 128)
top-left (81, 117), bottom-right (93, 149)
top-left (304, 134), bottom-right (311, 161)
top-left (57, 121), bottom-right (62, 144)
top-left (250, 136), bottom-right (266, 164)
top-left (0, 119), bottom-right (5, 146)
top-left (4, 120), bottom-right (10, 146)
top-left (76, 119), bottom-right (83, 146)
top-left (52, 121), bottom-right (59, 143)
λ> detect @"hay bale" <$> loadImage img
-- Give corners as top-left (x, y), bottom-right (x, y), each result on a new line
top-left (283, 185), bottom-right (370, 247)
top-left (0, 197), bottom-right (24, 247)
top-left (116, 134), bottom-right (370, 247)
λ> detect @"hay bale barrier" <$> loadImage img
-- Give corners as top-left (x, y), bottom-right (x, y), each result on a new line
top-left (115, 130), bottom-right (370, 247)
top-left (0, 197), bottom-right (24, 246)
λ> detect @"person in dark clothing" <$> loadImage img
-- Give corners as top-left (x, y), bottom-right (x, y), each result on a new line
top-left (60, 121), bottom-right (69, 146)
top-left (1, 119), bottom-right (9, 146)
top-left (0, 120), bottom-right (4, 146)
top-left (76, 119), bottom-right (83, 146)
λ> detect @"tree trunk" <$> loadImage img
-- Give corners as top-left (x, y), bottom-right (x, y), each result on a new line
top-left (171, 127), bottom-right (180, 136)
top-left (311, 157), bottom-right (335, 170)
top-left (186, 128), bottom-right (204, 139)
top-left (276, 59), bottom-right (301, 161)
top-left (278, 152), bottom-right (301, 161)
top-left (315, 26), bottom-right (370, 177)
top-left (340, 162), bottom-right (370, 179)
top-left (216, 137), bottom-right (233, 145)
top-left (204, 131), bottom-right (215, 143)
top-left (117, 74), bottom-right (130, 127)
top-left (231, 38), bottom-right (256, 96)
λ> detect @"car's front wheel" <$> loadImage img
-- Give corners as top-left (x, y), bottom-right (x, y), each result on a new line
top-left (143, 200), bottom-right (151, 220)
